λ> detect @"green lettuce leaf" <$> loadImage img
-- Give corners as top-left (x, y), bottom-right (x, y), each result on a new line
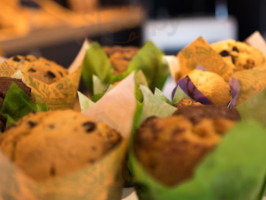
top-left (129, 121), bottom-right (266, 200)
top-left (237, 88), bottom-right (266, 128)
top-left (0, 82), bottom-right (48, 128)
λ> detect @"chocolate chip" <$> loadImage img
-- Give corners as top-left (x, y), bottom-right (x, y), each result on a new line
top-left (28, 68), bottom-right (36, 73)
top-left (12, 56), bottom-right (21, 62)
top-left (44, 71), bottom-right (56, 79)
top-left (82, 122), bottom-right (96, 133)
top-left (49, 124), bottom-right (55, 129)
top-left (231, 56), bottom-right (236, 65)
top-left (27, 121), bottom-right (37, 128)
top-left (50, 166), bottom-right (56, 176)
top-left (25, 57), bottom-right (32, 62)
top-left (89, 159), bottom-right (95, 164)
top-left (232, 46), bottom-right (239, 52)
top-left (219, 50), bottom-right (230, 57)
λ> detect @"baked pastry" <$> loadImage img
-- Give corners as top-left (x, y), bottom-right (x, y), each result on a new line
top-left (134, 105), bottom-right (240, 186)
top-left (0, 77), bottom-right (32, 132)
top-left (2, 55), bottom-right (68, 84)
top-left (103, 46), bottom-right (139, 75)
top-left (187, 69), bottom-right (231, 106)
top-left (211, 39), bottom-right (265, 71)
top-left (0, 110), bottom-right (121, 181)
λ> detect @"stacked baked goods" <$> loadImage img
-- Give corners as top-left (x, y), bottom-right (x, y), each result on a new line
top-left (0, 110), bottom-right (122, 181)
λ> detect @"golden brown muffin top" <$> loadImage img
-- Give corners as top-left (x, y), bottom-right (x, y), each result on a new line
top-left (211, 39), bottom-right (265, 71)
top-left (3, 55), bottom-right (68, 84)
top-left (134, 105), bottom-right (240, 186)
top-left (0, 110), bottom-right (121, 181)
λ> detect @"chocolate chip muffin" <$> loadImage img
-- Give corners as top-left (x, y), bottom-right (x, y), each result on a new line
top-left (134, 105), bottom-right (240, 186)
top-left (0, 77), bottom-right (32, 132)
top-left (0, 110), bottom-right (121, 181)
top-left (187, 69), bottom-right (232, 106)
top-left (3, 55), bottom-right (68, 84)
top-left (103, 46), bottom-right (139, 75)
top-left (211, 39), bottom-right (265, 71)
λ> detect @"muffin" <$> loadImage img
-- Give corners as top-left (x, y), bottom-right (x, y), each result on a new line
top-left (187, 69), bottom-right (232, 106)
top-left (103, 46), bottom-right (139, 75)
top-left (0, 110), bottom-right (121, 181)
top-left (211, 39), bottom-right (265, 71)
top-left (134, 105), bottom-right (240, 186)
top-left (2, 55), bottom-right (68, 84)
top-left (0, 77), bottom-right (32, 132)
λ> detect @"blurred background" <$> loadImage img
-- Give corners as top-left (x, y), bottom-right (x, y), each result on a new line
top-left (0, 0), bottom-right (266, 67)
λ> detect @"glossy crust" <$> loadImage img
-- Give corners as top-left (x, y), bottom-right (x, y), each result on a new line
top-left (0, 110), bottom-right (121, 181)
top-left (211, 39), bottom-right (265, 71)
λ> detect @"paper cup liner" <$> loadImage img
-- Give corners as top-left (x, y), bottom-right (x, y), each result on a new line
top-left (0, 73), bottom-right (137, 200)
top-left (170, 32), bottom-right (266, 105)
top-left (0, 40), bottom-right (88, 110)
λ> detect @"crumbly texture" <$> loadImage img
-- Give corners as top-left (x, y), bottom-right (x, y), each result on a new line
top-left (211, 39), bottom-right (265, 71)
top-left (103, 46), bottom-right (139, 75)
top-left (4, 55), bottom-right (68, 84)
top-left (0, 110), bottom-right (121, 181)
top-left (0, 77), bottom-right (32, 132)
top-left (134, 106), bottom-right (239, 186)
top-left (188, 69), bottom-right (231, 106)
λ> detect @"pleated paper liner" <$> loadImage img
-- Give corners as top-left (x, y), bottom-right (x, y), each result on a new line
top-left (0, 73), bottom-right (137, 200)
top-left (176, 36), bottom-right (233, 82)
top-left (170, 31), bottom-right (266, 105)
top-left (234, 32), bottom-right (266, 104)
top-left (0, 40), bottom-right (88, 110)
